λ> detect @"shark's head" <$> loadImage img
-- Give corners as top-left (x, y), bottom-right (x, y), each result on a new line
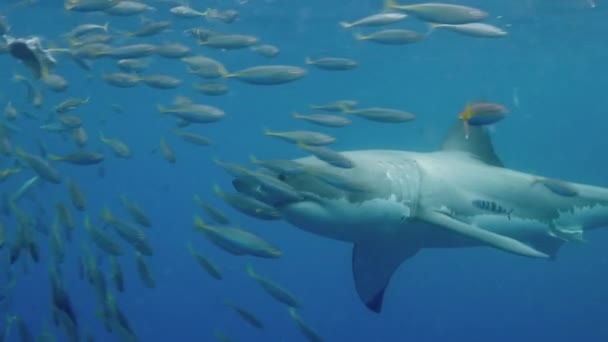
top-left (233, 151), bottom-right (423, 242)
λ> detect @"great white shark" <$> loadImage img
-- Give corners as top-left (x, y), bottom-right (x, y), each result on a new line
top-left (233, 122), bottom-right (608, 313)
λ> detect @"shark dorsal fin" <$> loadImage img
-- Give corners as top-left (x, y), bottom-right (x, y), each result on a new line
top-left (440, 120), bottom-right (504, 167)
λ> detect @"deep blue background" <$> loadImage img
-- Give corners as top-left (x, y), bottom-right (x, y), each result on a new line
top-left (1, 0), bottom-right (608, 341)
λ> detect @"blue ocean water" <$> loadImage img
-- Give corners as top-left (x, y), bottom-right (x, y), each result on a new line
top-left (1, 0), bottom-right (608, 341)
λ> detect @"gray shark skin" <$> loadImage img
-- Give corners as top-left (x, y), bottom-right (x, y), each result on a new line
top-left (233, 122), bottom-right (608, 313)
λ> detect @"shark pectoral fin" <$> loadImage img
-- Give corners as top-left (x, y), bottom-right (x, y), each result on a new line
top-left (352, 240), bottom-right (418, 313)
top-left (419, 210), bottom-right (549, 259)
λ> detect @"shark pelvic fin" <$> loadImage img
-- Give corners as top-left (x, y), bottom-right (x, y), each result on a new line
top-left (441, 120), bottom-right (504, 167)
top-left (420, 210), bottom-right (549, 258)
top-left (352, 240), bottom-right (418, 313)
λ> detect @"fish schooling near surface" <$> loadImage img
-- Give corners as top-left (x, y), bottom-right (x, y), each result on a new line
top-left (229, 121), bottom-right (608, 313)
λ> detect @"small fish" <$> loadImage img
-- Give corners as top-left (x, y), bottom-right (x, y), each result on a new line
top-left (106, 44), bottom-right (157, 59)
top-left (4, 102), bottom-right (17, 121)
top-left (288, 308), bottom-right (324, 342)
top-left (251, 44), bottom-right (280, 58)
top-left (135, 252), bottom-right (156, 288)
top-left (67, 178), bottom-right (86, 211)
top-left (174, 130), bottom-right (211, 146)
top-left (250, 156), bottom-right (306, 175)
top-left (49, 151), bottom-right (104, 165)
top-left (55, 201), bottom-right (75, 239)
top-left (194, 194), bottom-right (230, 225)
top-left (531, 177), bottom-right (579, 197)
top-left (225, 65), bottom-right (307, 85)
top-left (182, 56), bottom-right (227, 79)
top-left (102, 72), bottom-right (141, 88)
top-left (67, 22), bottom-right (109, 38)
top-left (41, 74), bottom-right (69, 92)
top-left (117, 58), bottom-right (149, 73)
top-left (170, 5), bottom-right (208, 18)
top-left (310, 100), bottom-right (358, 112)
top-left (139, 74), bottom-right (182, 89)
top-left (247, 265), bottom-right (301, 307)
top-left (305, 57), bottom-right (358, 71)
top-left (345, 107), bottom-right (416, 123)
top-left (459, 102), bottom-right (508, 138)
top-left (158, 137), bottom-right (176, 163)
top-left (193, 82), bottom-right (229, 96)
top-left (121, 195), bottom-right (152, 228)
top-left (65, 0), bottom-right (120, 12)
top-left (225, 300), bottom-right (264, 329)
top-left (340, 12), bottom-right (408, 28)
top-left (155, 43), bottom-right (192, 59)
top-left (0, 221), bottom-right (5, 249)
top-left (58, 114), bottom-right (83, 129)
top-left (69, 33), bottom-right (114, 47)
top-left (384, 0), bottom-right (488, 24)
top-left (292, 112), bottom-right (351, 127)
top-left (104, 1), bottom-right (155, 16)
top-left (199, 34), bottom-right (258, 50)
top-left (99, 132), bottom-right (132, 158)
top-left (73, 127), bottom-right (88, 147)
top-left (264, 128), bottom-right (336, 146)
top-left (158, 103), bottom-right (225, 124)
top-left (110, 256), bottom-right (124, 292)
top-left (54, 97), bottom-right (90, 113)
top-left (214, 184), bottom-right (282, 220)
top-left (355, 29), bottom-right (426, 45)
top-left (194, 216), bottom-right (282, 258)
top-left (101, 207), bottom-right (153, 255)
top-left (125, 20), bottom-right (170, 37)
top-left (0, 168), bottom-right (21, 182)
top-left (188, 242), bottom-right (222, 280)
top-left (207, 8), bottom-right (239, 23)
top-left (213, 330), bottom-right (235, 342)
top-left (297, 143), bottom-right (355, 169)
top-left (16, 146), bottom-right (61, 183)
top-left (428, 23), bottom-right (507, 38)
top-left (84, 215), bottom-right (124, 256)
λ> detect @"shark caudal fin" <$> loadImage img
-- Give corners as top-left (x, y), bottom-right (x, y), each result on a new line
top-left (440, 120), bottom-right (504, 167)
top-left (351, 239), bottom-right (418, 313)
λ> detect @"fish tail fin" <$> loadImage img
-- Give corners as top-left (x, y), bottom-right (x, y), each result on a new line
top-left (426, 23), bottom-right (441, 36)
top-left (48, 154), bottom-right (62, 161)
top-left (353, 33), bottom-right (367, 41)
top-left (99, 131), bottom-right (106, 142)
top-left (156, 104), bottom-right (167, 113)
top-left (212, 184), bottom-right (224, 198)
top-left (12, 72), bottom-right (26, 83)
top-left (339, 21), bottom-right (352, 29)
top-left (187, 242), bottom-right (195, 255)
top-left (83, 215), bottom-right (92, 230)
top-left (292, 111), bottom-right (302, 119)
top-left (246, 264), bottom-right (256, 277)
top-left (384, 0), bottom-right (400, 10)
top-left (249, 154), bottom-right (260, 164)
top-left (262, 126), bottom-right (274, 136)
top-left (304, 57), bottom-right (313, 65)
top-left (102, 22), bottom-right (110, 32)
top-left (100, 206), bottom-right (113, 222)
top-left (193, 214), bottom-right (207, 230)
top-left (14, 145), bottom-right (25, 157)
top-left (219, 66), bottom-right (231, 78)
